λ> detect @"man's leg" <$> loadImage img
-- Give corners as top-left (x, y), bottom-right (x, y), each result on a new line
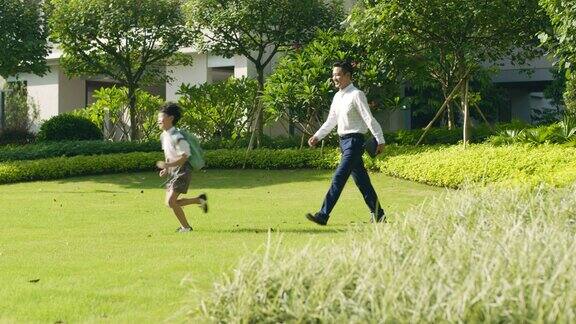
top-left (351, 160), bottom-right (385, 221)
top-left (316, 137), bottom-right (364, 222)
top-left (165, 190), bottom-right (192, 229)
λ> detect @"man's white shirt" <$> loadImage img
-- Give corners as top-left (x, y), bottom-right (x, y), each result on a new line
top-left (313, 84), bottom-right (385, 144)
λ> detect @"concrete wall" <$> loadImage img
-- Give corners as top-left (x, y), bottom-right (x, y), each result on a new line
top-left (58, 68), bottom-right (86, 114)
top-left (19, 68), bottom-right (60, 122)
top-left (166, 53), bottom-right (209, 102)
top-left (492, 57), bottom-right (554, 84)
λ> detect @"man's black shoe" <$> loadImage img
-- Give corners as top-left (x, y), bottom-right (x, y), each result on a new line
top-left (306, 213), bottom-right (327, 226)
top-left (371, 213), bottom-right (387, 224)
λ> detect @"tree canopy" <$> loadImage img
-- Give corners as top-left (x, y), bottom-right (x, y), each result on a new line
top-left (0, 0), bottom-right (49, 77)
top-left (185, 0), bottom-right (344, 147)
top-left (539, 0), bottom-right (576, 114)
top-left (49, 0), bottom-right (196, 140)
top-left (349, 0), bottom-right (548, 145)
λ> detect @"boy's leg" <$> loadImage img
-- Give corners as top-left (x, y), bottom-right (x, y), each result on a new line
top-left (177, 193), bottom-right (208, 213)
top-left (177, 195), bottom-right (201, 206)
top-left (165, 189), bottom-right (192, 229)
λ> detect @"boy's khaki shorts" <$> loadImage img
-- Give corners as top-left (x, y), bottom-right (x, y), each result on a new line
top-left (166, 162), bottom-right (192, 194)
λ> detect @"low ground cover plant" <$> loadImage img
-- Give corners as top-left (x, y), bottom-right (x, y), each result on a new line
top-left (197, 183), bottom-right (576, 322)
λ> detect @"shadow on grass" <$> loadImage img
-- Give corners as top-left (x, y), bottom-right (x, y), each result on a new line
top-left (54, 169), bottom-right (334, 190)
top-left (206, 227), bottom-right (346, 234)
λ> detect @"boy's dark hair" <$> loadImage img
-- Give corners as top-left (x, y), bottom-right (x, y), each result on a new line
top-left (159, 102), bottom-right (182, 125)
top-left (333, 61), bottom-right (354, 76)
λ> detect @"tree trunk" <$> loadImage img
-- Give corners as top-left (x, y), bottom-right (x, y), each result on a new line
top-left (127, 86), bottom-right (138, 141)
top-left (447, 103), bottom-right (454, 130)
top-left (416, 75), bottom-right (469, 145)
top-left (247, 68), bottom-right (266, 150)
top-left (462, 79), bottom-right (470, 148)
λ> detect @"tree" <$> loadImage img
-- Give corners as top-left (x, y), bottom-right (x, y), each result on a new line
top-left (539, 0), bottom-right (576, 115)
top-left (177, 77), bottom-right (258, 140)
top-left (0, 0), bottom-right (49, 77)
top-left (263, 30), bottom-right (401, 147)
top-left (185, 0), bottom-right (344, 148)
top-left (349, 0), bottom-right (548, 146)
top-left (49, 0), bottom-right (196, 140)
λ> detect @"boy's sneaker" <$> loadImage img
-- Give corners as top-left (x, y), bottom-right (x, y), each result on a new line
top-left (198, 193), bottom-right (208, 213)
top-left (176, 227), bottom-right (193, 232)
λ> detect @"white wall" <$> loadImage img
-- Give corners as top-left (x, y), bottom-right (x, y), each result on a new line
top-left (19, 68), bottom-right (60, 122)
top-left (165, 53), bottom-right (208, 102)
top-left (491, 57), bottom-right (554, 83)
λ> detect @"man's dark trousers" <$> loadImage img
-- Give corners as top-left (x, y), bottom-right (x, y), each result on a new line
top-left (317, 133), bottom-right (384, 221)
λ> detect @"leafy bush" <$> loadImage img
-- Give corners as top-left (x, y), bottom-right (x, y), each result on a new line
top-left (263, 29), bottom-right (401, 136)
top-left (0, 82), bottom-right (38, 145)
top-left (373, 144), bottom-right (576, 188)
top-left (74, 86), bottom-right (163, 141)
top-left (385, 125), bottom-right (494, 145)
top-left (0, 129), bottom-right (35, 146)
top-left (0, 140), bottom-right (160, 162)
top-left (0, 152), bottom-right (161, 184)
top-left (197, 184), bottom-right (576, 322)
top-left (177, 77), bottom-right (257, 140)
top-left (37, 114), bottom-right (103, 142)
top-left (3, 142), bottom-right (575, 188)
top-left (488, 115), bottom-right (576, 145)
top-left (2, 82), bottom-right (39, 135)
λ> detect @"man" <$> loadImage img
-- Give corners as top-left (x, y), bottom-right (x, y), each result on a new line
top-left (306, 61), bottom-right (386, 225)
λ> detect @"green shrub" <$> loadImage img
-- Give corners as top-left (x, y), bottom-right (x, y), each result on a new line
top-left (374, 144), bottom-right (576, 188)
top-left (488, 116), bottom-right (576, 145)
top-left (73, 86), bottom-right (163, 141)
top-left (2, 82), bottom-right (39, 135)
top-left (0, 140), bottom-right (160, 162)
top-left (3, 143), bottom-right (575, 188)
top-left (177, 78), bottom-right (257, 140)
top-left (0, 130), bottom-right (35, 146)
top-left (37, 114), bottom-right (103, 142)
top-left (0, 152), bottom-right (162, 184)
top-left (197, 184), bottom-right (576, 322)
top-left (385, 125), bottom-right (494, 145)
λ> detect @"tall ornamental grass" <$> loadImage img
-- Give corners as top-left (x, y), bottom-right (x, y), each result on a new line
top-left (195, 184), bottom-right (576, 323)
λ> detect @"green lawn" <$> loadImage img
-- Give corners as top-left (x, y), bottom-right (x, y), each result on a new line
top-left (0, 169), bottom-right (443, 323)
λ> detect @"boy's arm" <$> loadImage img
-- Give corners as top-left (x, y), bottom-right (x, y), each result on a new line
top-left (156, 137), bottom-right (191, 169)
top-left (157, 154), bottom-right (188, 169)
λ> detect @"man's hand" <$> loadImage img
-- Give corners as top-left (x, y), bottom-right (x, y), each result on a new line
top-left (376, 143), bottom-right (385, 155)
top-left (308, 136), bottom-right (319, 147)
top-left (156, 160), bottom-right (167, 169)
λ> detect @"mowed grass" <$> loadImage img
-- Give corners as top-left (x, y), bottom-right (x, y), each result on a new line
top-left (0, 169), bottom-right (443, 323)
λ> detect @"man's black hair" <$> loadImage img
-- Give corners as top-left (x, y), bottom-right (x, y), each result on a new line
top-left (333, 61), bottom-right (354, 76)
top-left (159, 102), bottom-right (182, 125)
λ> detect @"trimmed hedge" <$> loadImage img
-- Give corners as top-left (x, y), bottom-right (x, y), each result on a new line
top-left (0, 152), bottom-right (162, 184)
top-left (204, 148), bottom-right (339, 169)
top-left (373, 144), bottom-right (576, 188)
top-left (2, 144), bottom-right (575, 188)
top-left (0, 140), bottom-right (161, 162)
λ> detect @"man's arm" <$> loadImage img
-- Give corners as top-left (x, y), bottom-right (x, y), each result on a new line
top-left (354, 91), bottom-right (385, 142)
top-left (354, 91), bottom-right (386, 154)
top-left (309, 102), bottom-right (338, 147)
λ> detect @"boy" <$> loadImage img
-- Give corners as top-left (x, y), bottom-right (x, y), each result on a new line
top-left (156, 103), bottom-right (207, 232)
